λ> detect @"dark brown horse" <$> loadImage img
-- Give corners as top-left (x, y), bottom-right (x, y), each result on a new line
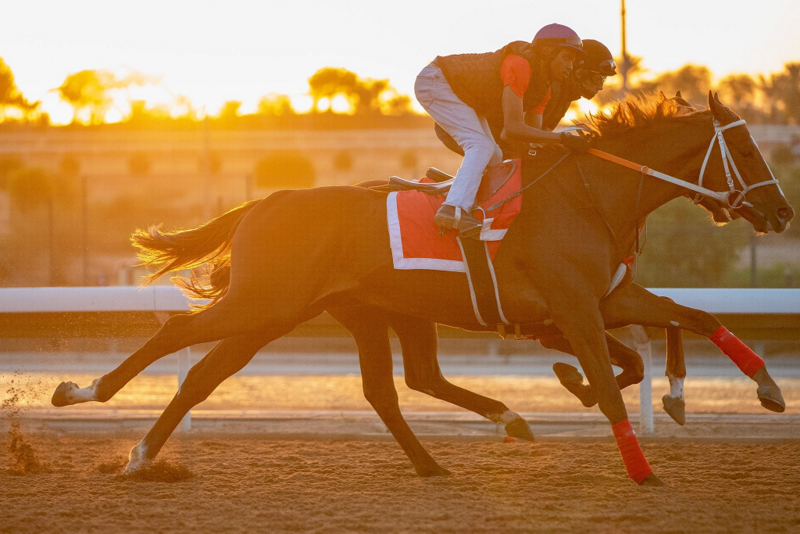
top-left (52, 93), bottom-right (793, 485)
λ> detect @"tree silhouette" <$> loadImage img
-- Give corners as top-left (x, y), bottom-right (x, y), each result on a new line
top-left (57, 70), bottom-right (116, 124)
top-left (382, 94), bottom-right (414, 116)
top-left (57, 69), bottom-right (154, 124)
top-left (761, 63), bottom-right (800, 124)
top-left (308, 67), bottom-right (395, 115)
top-left (0, 57), bottom-right (38, 120)
top-left (308, 67), bottom-right (360, 113)
top-left (717, 74), bottom-right (760, 121)
top-left (257, 93), bottom-right (295, 116)
top-left (646, 65), bottom-right (712, 106)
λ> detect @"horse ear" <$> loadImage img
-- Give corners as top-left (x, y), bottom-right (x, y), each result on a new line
top-left (658, 91), bottom-right (667, 102)
top-left (675, 91), bottom-right (682, 98)
top-left (709, 92), bottom-right (733, 122)
top-left (707, 90), bottom-right (721, 119)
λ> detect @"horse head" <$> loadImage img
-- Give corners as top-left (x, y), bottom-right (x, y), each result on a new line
top-left (702, 92), bottom-right (794, 233)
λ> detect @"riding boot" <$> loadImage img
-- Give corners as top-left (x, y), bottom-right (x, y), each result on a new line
top-left (434, 205), bottom-right (482, 237)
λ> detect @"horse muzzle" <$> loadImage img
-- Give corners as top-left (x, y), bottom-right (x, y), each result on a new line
top-left (773, 205), bottom-right (795, 233)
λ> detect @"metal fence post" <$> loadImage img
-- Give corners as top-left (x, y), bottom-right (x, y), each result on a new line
top-left (177, 347), bottom-right (192, 431)
top-left (630, 325), bottom-right (654, 435)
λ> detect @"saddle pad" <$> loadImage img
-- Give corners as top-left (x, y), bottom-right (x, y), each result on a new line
top-left (387, 159), bottom-right (523, 272)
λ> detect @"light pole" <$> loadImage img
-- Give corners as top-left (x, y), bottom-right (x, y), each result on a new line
top-left (620, 0), bottom-right (630, 93)
top-left (750, 232), bottom-right (758, 287)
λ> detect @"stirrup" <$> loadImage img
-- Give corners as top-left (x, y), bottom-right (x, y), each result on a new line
top-left (435, 205), bottom-right (482, 236)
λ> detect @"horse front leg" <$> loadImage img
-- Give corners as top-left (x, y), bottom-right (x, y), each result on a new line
top-left (388, 312), bottom-right (535, 441)
top-left (662, 327), bottom-right (687, 425)
top-left (601, 283), bottom-right (785, 413)
top-left (550, 298), bottom-right (662, 486)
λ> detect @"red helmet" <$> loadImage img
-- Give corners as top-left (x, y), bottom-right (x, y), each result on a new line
top-left (532, 23), bottom-right (586, 56)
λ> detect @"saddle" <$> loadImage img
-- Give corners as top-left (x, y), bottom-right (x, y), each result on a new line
top-left (373, 160), bottom-right (517, 206)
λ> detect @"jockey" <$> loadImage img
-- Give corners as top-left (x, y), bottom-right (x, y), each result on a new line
top-left (415, 23), bottom-right (589, 236)
top-left (542, 39), bottom-right (617, 130)
top-left (434, 38), bottom-right (617, 159)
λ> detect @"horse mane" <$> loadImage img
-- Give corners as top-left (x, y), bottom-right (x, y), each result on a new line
top-left (581, 92), bottom-right (706, 140)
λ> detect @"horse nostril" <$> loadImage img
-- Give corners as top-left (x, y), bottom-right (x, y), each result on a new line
top-left (777, 206), bottom-right (795, 221)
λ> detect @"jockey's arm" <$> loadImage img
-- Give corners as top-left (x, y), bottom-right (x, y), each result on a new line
top-left (500, 86), bottom-right (561, 144)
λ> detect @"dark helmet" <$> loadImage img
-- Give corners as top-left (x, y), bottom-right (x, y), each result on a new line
top-left (532, 23), bottom-right (586, 56)
top-left (577, 39), bottom-right (617, 76)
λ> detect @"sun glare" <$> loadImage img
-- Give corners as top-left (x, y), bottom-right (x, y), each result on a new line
top-left (330, 94), bottom-right (352, 114)
top-left (291, 95), bottom-right (314, 114)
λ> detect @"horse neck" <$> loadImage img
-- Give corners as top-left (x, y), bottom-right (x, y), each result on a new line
top-left (588, 116), bottom-right (716, 253)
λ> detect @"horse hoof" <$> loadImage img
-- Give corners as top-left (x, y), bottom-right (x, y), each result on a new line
top-left (661, 394), bottom-right (685, 426)
top-left (553, 363), bottom-right (597, 408)
top-left (553, 362), bottom-right (583, 385)
top-left (639, 473), bottom-right (665, 487)
top-left (124, 443), bottom-right (150, 475)
top-left (51, 382), bottom-right (74, 407)
top-left (504, 417), bottom-right (535, 442)
top-left (757, 385), bottom-right (786, 413)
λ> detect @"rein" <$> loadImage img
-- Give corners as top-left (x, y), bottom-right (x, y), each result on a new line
top-left (481, 151), bottom-right (572, 213)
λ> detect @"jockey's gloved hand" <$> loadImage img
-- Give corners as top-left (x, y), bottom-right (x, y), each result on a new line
top-left (560, 132), bottom-right (590, 153)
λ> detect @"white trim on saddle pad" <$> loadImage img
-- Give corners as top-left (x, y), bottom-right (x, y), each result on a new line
top-left (479, 218), bottom-right (507, 241)
top-left (387, 192), bottom-right (466, 273)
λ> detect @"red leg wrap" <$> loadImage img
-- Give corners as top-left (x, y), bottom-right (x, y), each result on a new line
top-left (611, 419), bottom-right (652, 484)
top-left (710, 326), bottom-right (765, 378)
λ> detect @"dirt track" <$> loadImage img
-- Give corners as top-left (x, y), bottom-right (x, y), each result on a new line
top-left (2, 432), bottom-right (800, 533)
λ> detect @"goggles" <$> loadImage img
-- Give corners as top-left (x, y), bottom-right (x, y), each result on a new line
top-left (596, 59), bottom-right (618, 77)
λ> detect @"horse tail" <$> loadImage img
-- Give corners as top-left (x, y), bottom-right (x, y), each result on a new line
top-left (132, 199), bottom-right (260, 303)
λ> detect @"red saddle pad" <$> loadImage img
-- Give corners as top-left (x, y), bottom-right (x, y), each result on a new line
top-left (387, 159), bottom-right (523, 272)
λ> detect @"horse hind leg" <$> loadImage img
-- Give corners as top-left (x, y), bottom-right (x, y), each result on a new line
top-left (52, 294), bottom-right (294, 407)
top-left (388, 313), bottom-right (534, 441)
top-left (124, 330), bottom-right (283, 473)
top-left (330, 306), bottom-right (450, 477)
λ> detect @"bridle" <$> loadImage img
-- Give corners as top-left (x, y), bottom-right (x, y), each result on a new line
top-left (692, 119), bottom-right (780, 209)
top-left (586, 118), bottom-right (780, 210)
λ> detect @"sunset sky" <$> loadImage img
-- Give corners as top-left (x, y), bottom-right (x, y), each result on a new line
top-left (1, 0), bottom-right (798, 124)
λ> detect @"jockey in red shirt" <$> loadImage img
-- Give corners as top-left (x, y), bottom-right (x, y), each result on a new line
top-left (414, 23), bottom-right (589, 236)
top-left (434, 39), bottom-right (618, 160)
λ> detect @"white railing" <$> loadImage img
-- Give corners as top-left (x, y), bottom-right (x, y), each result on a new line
top-left (2, 287), bottom-right (799, 433)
